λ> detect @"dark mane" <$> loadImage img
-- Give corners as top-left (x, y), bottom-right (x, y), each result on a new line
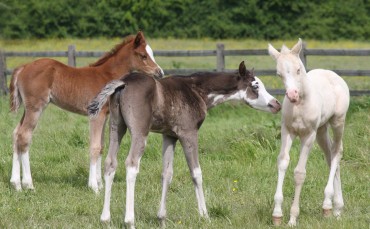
top-left (89, 35), bottom-right (135, 67)
top-left (171, 70), bottom-right (239, 79)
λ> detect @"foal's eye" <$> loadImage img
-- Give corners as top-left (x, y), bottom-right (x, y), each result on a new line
top-left (252, 82), bottom-right (259, 90)
top-left (297, 68), bottom-right (301, 75)
top-left (140, 54), bottom-right (147, 60)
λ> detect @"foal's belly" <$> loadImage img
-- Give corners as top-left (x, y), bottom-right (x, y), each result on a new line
top-left (150, 118), bottom-right (178, 137)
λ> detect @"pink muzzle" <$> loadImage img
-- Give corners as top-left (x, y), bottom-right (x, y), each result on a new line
top-left (286, 88), bottom-right (299, 103)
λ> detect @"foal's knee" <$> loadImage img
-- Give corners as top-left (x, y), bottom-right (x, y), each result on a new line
top-left (162, 169), bottom-right (173, 184)
top-left (277, 154), bottom-right (290, 171)
top-left (104, 157), bottom-right (117, 175)
top-left (16, 131), bottom-right (32, 153)
top-left (90, 146), bottom-right (102, 159)
top-left (293, 169), bottom-right (306, 186)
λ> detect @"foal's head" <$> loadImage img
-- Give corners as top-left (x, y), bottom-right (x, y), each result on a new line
top-left (92, 31), bottom-right (164, 79)
top-left (268, 39), bottom-right (306, 103)
top-left (238, 62), bottom-right (281, 113)
top-left (128, 31), bottom-right (164, 79)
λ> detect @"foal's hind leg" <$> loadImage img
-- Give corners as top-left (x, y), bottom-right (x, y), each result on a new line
top-left (88, 108), bottom-right (108, 193)
top-left (321, 118), bottom-right (346, 218)
top-left (317, 124), bottom-right (335, 216)
top-left (11, 104), bottom-right (47, 190)
top-left (10, 122), bottom-right (22, 190)
top-left (124, 131), bottom-right (148, 229)
top-left (179, 132), bottom-right (209, 219)
top-left (158, 135), bottom-right (177, 226)
top-left (101, 108), bottom-right (127, 222)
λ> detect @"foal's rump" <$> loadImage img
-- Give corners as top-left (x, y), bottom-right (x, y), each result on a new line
top-left (307, 69), bottom-right (350, 115)
top-left (9, 58), bottom-right (68, 113)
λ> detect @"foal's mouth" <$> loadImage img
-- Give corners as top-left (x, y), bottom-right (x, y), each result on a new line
top-left (268, 100), bottom-right (281, 114)
top-left (154, 68), bottom-right (165, 79)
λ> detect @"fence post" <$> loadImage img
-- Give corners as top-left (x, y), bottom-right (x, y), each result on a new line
top-left (68, 45), bottom-right (76, 67)
top-left (216, 43), bottom-right (225, 72)
top-left (300, 41), bottom-right (307, 68)
top-left (0, 49), bottom-right (8, 95)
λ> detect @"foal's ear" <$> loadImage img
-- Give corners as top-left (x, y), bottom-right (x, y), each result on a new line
top-left (268, 44), bottom-right (280, 61)
top-left (238, 61), bottom-right (247, 77)
top-left (134, 31), bottom-right (146, 49)
top-left (291, 38), bottom-right (302, 56)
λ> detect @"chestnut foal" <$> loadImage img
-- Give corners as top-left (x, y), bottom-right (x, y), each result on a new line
top-left (88, 61), bottom-right (281, 228)
top-left (9, 31), bottom-right (164, 193)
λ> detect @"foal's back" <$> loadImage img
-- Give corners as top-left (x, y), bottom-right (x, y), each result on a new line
top-left (16, 58), bottom-right (111, 114)
top-left (118, 74), bottom-right (207, 136)
top-left (307, 69), bottom-right (349, 117)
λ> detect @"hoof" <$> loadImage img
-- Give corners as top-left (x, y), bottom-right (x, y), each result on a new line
top-left (100, 214), bottom-right (110, 223)
top-left (333, 209), bottom-right (342, 218)
top-left (287, 219), bottom-right (297, 227)
top-left (159, 219), bottom-right (166, 228)
top-left (323, 208), bottom-right (332, 217)
top-left (10, 181), bottom-right (22, 191)
top-left (21, 182), bottom-right (34, 190)
top-left (125, 222), bottom-right (135, 229)
top-left (89, 185), bottom-right (100, 194)
top-left (273, 216), bottom-right (283, 226)
top-left (98, 181), bottom-right (103, 190)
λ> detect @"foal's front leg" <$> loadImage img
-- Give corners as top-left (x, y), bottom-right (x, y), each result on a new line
top-left (100, 108), bottom-right (127, 222)
top-left (179, 132), bottom-right (209, 219)
top-left (158, 135), bottom-right (177, 226)
top-left (88, 110), bottom-right (108, 193)
top-left (273, 125), bottom-right (295, 226)
top-left (288, 132), bottom-right (316, 227)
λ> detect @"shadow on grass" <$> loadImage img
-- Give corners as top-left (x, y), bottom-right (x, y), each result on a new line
top-left (34, 165), bottom-right (126, 189)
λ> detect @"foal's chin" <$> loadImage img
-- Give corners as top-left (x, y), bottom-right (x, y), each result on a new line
top-left (269, 106), bottom-right (281, 114)
top-left (287, 97), bottom-right (299, 104)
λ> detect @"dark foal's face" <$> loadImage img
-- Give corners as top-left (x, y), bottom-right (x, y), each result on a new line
top-left (238, 61), bottom-right (281, 113)
top-left (129, 32), bottom-right (164, 79)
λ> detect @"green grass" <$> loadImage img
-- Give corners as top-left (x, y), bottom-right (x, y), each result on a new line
top-left (0, 94), bottom-right (369, 228)
top-left (0, 38), bottom-right (369, 228)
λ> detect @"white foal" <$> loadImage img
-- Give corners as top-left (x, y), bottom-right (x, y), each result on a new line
top-left (268, 39), bottom-right (350, 226)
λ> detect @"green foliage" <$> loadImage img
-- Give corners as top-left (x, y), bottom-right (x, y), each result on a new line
top-left (1, 0), bottom-right (370, 40)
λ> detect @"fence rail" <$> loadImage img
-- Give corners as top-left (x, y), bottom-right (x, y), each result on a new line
top-left (0, 43), bottom-right (369, 96)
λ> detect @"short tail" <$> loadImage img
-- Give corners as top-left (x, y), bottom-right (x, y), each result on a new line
top-left (87, 80), bottom-right (125, 117)
top-left (9, 67), bottom-right (24, 113)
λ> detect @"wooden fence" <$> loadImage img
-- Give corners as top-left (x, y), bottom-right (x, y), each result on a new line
top-left (0, 43), bottom-right (369, 96)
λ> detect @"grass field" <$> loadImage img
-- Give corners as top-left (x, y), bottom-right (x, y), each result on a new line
top-left (0, 38), bottom-right (369, 228)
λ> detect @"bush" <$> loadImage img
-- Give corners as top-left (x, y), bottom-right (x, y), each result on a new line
top-left (0, 0), bottom-right (369, 40)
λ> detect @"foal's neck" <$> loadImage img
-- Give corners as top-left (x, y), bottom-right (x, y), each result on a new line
top-left (293, 71), bottom-right (315, 106)
top-left (206, 91), bottom-right (243, 109)
top-left (92, 52), bottom-right (131, 79)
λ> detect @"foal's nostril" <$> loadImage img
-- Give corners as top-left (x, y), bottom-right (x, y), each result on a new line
top-left (156, 69), bottom-right (164, 78)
